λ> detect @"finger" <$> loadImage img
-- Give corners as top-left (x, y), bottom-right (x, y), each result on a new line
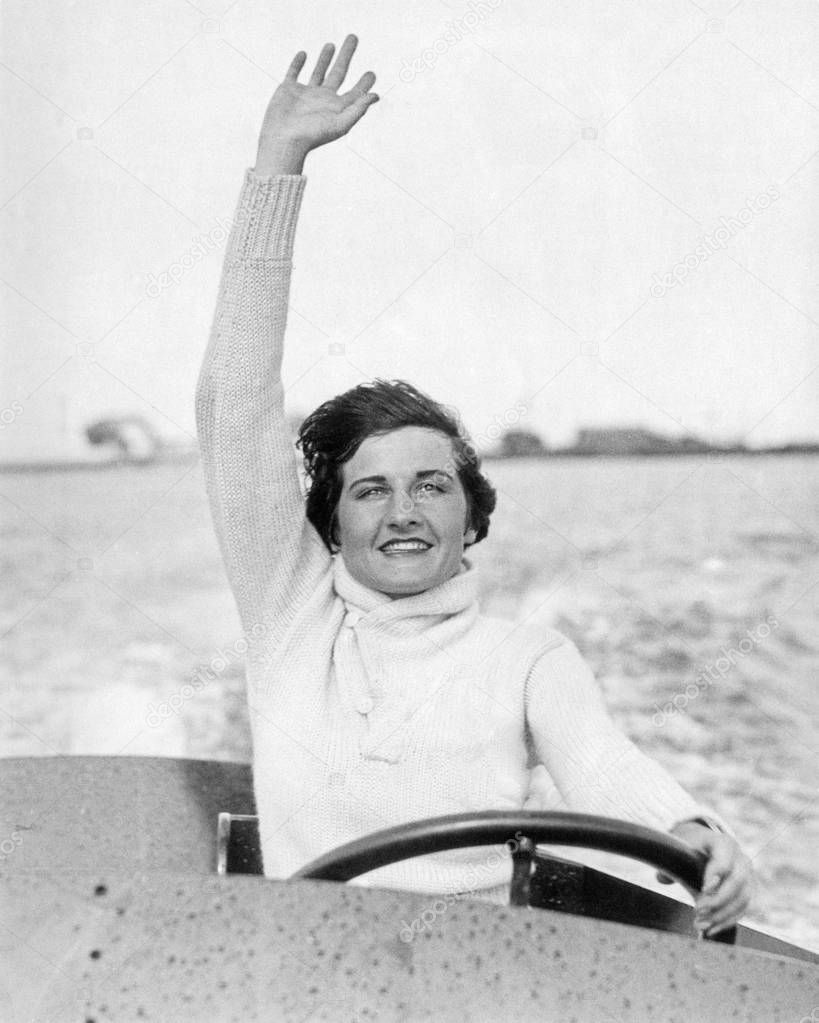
top-left (697, 865), bottom-right (752, 929)
top-left (698, 861), bottom-right (753, 919)
top-left (703, 889), bottom-right (751, 936)
top-left (308, 42), bottom-right (336, 86)
top-left (700, 853), bottom-right (743, 900)
top-left (284, 51), bottom-right (307, 82)
top-left (340, 71), bottom-right (376, 104)
top-left (324, 33), bottom-right (359, 91)
top-left (701, 841), bottom-right (735, 895)
top-left (705, 900), bottom-right (750, 937)
top-left (335, 91), bottom-right (379, 133)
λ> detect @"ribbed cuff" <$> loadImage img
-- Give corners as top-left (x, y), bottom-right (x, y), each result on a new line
top-left (224, 169), bottom-right (307, 261)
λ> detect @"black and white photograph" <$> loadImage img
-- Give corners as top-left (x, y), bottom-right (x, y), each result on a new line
top-left (1, 1), bottom-right (817, 1019)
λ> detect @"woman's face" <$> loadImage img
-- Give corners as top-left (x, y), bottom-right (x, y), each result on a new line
top-left (335, 427), bottom-right (477, 598)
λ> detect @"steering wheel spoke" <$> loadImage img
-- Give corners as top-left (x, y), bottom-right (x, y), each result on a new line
top-left (509, 834), bottom-right (536, 907)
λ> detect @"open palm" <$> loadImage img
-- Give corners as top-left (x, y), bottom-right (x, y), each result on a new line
top-left (257, 34), bottom-right (378, 159)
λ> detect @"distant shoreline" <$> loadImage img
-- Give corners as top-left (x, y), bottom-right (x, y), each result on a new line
top-left (0, 449), bottom-right (200, 474)
top-left (1, 446), bottom-right (817, 474)
top-left (490, 446), bottom-right (819, 460)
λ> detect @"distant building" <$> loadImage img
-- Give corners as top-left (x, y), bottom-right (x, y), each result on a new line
top-left (85, 416), bottom-right (161, 463)
top-left (0, 391), bottom-right (195, 470)
top-left (574, 427), bottom-right (711, 456)
top-left (497, 429), bottom-right (548, 458)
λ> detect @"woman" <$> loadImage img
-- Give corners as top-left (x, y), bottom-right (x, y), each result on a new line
top-left (195, 34), bottom-right (752, 936)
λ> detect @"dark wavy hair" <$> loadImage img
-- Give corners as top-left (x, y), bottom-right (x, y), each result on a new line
top-left (297, 379), bottom-right (497, 552)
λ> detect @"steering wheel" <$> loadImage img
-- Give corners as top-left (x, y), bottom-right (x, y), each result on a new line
top-left (292, 810), bottom-right (736, 944)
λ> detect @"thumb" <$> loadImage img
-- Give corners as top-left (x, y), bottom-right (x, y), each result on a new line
top-left (337, 92), bottom-right (379, 132)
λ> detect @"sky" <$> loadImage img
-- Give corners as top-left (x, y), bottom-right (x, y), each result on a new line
top-left (1, 0), bottom-right (817, 462)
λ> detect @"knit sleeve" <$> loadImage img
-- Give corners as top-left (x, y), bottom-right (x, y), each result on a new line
top-left (195, 170), bottom-right (330, 641)
top-left (524, 637), bottom-right (721, 833)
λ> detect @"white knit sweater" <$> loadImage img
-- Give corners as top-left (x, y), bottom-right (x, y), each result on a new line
top-left (195, 169), bottom-right (709, 897)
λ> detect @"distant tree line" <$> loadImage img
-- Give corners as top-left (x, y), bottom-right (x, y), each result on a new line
top-left (494, 426), bottom-right (819, 458)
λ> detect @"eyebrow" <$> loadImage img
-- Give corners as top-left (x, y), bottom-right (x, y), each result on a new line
top-left (348, 470), bottom-right (454, 491)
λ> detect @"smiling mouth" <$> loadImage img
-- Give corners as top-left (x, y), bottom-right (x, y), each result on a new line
top-left (379, 539), bottom-right (432, 553)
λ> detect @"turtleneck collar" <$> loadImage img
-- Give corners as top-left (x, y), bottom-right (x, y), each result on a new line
top-left (331, 552), bottom-right (479, 627)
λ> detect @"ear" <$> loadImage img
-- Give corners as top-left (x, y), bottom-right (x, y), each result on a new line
top-left (464, 525), bottom-right (478, 546)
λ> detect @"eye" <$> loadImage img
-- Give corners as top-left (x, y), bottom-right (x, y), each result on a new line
top-left (417, 481), bottom-right (444, 495)
top-left (357, 486), bottom-right (386, 498)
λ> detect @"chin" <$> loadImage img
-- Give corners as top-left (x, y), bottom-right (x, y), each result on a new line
top-left (375, 564), bottom-right (459, 598)
top-left (376, 576), bottom-right (433, 598)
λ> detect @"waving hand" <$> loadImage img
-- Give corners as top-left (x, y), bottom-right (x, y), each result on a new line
top-left (255, 34), bottom-right (379, 175)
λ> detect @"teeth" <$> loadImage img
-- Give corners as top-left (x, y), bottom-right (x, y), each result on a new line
top-left (382, 541), bottom-right (429, 551)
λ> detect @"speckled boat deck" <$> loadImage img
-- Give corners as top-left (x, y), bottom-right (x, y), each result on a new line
top-left (3, 870), bottom-right (816, 1022)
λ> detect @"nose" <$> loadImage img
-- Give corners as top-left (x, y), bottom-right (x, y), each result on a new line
top-left (386, 488), bottom-right (422, 529)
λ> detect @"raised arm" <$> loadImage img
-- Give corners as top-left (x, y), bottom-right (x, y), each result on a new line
top-left (194, 36), bottom-right (379, 638)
